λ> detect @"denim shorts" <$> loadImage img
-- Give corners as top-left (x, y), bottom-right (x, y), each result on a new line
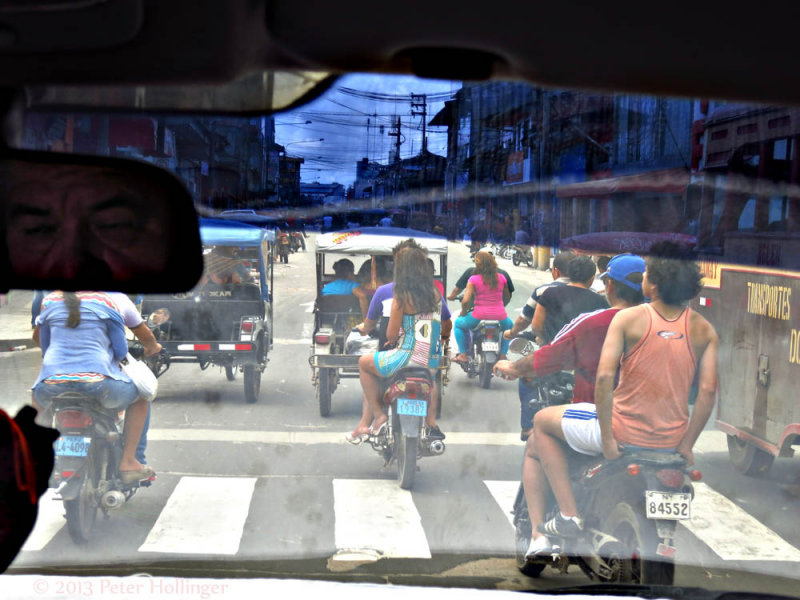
top-left (33, 378), bottom-right (140, 411)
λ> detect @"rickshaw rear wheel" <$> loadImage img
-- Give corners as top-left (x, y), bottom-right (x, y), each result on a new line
top-left (243, 365), bottom-right (261, 403)
top-left (225, 365), bottom-right (236, 381)
top-left (318, 368), bottom-right (333, 417)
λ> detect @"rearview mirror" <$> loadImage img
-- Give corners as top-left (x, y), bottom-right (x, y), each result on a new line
top-left (0, 150), bottom-right (203, 293)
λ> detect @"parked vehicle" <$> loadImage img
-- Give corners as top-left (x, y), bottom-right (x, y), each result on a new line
top-left (365, 367), bottom-right (446, 489)
top-left (139, 218), bottom-right (274, 403)
top-left (512, 245), bottom-right (533, 267)
top-left (309, 227), bottom-right (450, 417)
top-left (47, 391), bottom-right (154, 544)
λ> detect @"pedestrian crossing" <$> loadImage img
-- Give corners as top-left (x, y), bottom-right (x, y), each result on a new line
top-left (16, 472), bottom-right (800, 568)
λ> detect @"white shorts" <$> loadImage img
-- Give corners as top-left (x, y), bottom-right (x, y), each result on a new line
top-left (561, 403), bottom-right (603, 455)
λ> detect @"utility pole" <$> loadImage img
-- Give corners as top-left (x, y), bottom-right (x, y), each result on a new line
top-left (388, 117), bottom-right (402, 163)
top-left (411, 93), bottom-right (427, 154)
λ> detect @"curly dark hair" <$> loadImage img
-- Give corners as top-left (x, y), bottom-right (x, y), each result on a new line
top-left (646, 241), bottom-right (702, 305)
top-left (394, 246), bottom-right (437, 314)
top-left (473, 251), bottom-right (499, 289)
top-left (566, 255), bottom-right (596, 285)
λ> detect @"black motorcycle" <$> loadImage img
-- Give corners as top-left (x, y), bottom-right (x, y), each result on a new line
top-left (457, 319), bottom-right (502, 388)
top-left (507, 337), bottom-right (700, 584)
top-left (365, 366), bottom-right (445, 489)
top-left (512, 245), bottom-right (533, 267)
top-left (47, 391), bottom-right (154, 544)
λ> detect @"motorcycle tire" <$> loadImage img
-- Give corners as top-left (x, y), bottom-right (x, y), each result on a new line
top-left (64, 443), bottom-right (102, 544)
top-left (243, 365), bottom-right (261, 403)
top-left (479, 358), bottom-right (492, 389)
top-left (225, 365), bottom-right (236, 381)
top-left (435, 370), bottom-right (443, 419)
top-left (512, 254), bottom-right (521, 266)
top-left (603, 501), bottom-right (675, 585)
top-left (317, 368), bottom-right (333, 417)
top-left (727, 434), bottom-right (775, 477)
top-left (512, 483), bottom-right (547, 577)
top-left (394, 414), bottom-right (417, 490)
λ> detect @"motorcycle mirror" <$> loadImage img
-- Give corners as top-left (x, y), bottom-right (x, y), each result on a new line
top-left (147, 308), bottom-right (171, 327)
top-left (0, 149), bottom-right (203, 293)
top-left (509, 337), bottom-right (535, 355)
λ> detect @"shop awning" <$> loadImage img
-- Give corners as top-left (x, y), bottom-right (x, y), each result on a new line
top-left (555, 169), bottom-right (690, 198)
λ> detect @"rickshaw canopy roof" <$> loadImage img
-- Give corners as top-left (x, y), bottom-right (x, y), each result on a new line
top-left (314, 227), bottom-right (448, 255)
top-left (199, 217), bottom-right (275, 246)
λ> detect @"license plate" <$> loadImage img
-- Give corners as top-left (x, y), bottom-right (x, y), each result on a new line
top-left (397, 398), bottom-right (427, 417)
top-left (55, 436), bottom-right (91, 458)
top-left (482, 341), bottom-right (499, 352)
top-left (645, 491), bottom-right (691, 520)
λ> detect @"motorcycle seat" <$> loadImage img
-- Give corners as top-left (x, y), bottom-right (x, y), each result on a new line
top-left (387, 367), bottom-right (434, 386)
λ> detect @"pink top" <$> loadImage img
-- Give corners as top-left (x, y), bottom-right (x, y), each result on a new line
top-left (469, 273), bottom-right (508, 320)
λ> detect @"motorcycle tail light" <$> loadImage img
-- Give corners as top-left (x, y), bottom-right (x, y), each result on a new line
top-left (315, 333), bottom-right (331, 344)
top-left (241, 321), bottom-right (254, 333)
top-left (656, 468), bottom-right (685, 488)
top-left (689, 469), bottom-right (702, 481)
top-left (61, 471), bottom-right (78, 479)
top-left (55, 410), bottom-right (92, 429)
top-left (627, 464), bottom-right (640, 476)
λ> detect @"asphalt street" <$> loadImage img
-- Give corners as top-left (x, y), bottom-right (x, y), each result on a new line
top-left (4, 237), bottom-right (800, 595)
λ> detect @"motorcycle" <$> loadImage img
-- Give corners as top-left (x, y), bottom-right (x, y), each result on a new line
top-left (455, 300), bottom-right (502, 388)
top-left (512, 245), bottom-right (533, 267)
top-left (366, 366), bottom-right (445, 490)
top-left (47, 390), bottom-right (154, 544)
top-left (506, 339), bottom-right (701, 585)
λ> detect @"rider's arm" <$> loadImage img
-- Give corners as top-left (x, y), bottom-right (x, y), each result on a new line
top-left (441, 318), bottom-right (453, 339)
top-left (446, 286), bottom-right (462, 301)
top-left (352, 286), bottom-right (370, 321)
top-left (502, 281), bottom-right (511, 306)
top-left (531, 302), bottom-right (547, 341)
top-left (107, 319), bottom-right (129, 362)
top-left (131, 322), bottom-right (162, 357)
top-left (594, 313), bottom-right (627, 460)
top-left (461, 282), bottom-right (475, 316)
top-left (676, 324), bottom-right (719, 465)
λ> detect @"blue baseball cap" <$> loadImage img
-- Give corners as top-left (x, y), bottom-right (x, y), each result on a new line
top-left (600, 253), bottom-right (646, 291)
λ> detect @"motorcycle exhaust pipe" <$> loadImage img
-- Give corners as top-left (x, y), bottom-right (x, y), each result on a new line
top-left (101, 490), bottom-right (126, 510)
top-left (429, 440), bottom-right (445, 455)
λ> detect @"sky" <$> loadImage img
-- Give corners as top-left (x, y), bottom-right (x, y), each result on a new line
top-left (274, 74), bottom-right (461, 186)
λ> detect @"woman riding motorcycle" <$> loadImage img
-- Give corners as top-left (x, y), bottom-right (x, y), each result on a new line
top-left (31, 291), bottom-right (154, 484)
top-left (453, 251), bottom-right (513, 363)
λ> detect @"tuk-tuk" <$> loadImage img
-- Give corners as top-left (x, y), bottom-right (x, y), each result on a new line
top-left (140, 218), bottom-right (274, 403)
top-left (309, 227), bottom-right (450, 417)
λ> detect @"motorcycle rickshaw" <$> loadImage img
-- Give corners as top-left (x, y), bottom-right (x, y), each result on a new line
top-left (139, 217), bottom-right (275, 403)
top-left (309, 227), bottom-right (450, 417)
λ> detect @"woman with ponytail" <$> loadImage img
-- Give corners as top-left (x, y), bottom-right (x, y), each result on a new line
top-left (31, 291), bottom-right (154, 484)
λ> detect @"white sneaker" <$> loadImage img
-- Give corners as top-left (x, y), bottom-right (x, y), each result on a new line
top-left (525, 535), bottom-right (552, 560)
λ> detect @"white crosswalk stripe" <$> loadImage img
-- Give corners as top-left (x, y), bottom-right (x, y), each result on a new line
top-left (138, 476), bottom-right (256, 555)
top-left (331, 479), bottom-right (431, 562)
top-left (484, 480), bottom-right (519, 529)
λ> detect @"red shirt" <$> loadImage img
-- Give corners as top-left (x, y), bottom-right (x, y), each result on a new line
top-left (533, 308), bottom-right (621, 404)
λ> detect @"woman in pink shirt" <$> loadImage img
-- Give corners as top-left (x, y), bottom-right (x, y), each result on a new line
top-left (453, 251), bottom-right (513, 363)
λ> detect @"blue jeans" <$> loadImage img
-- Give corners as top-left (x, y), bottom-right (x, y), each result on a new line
top-left (136, 403), bottom-right (150, 464)
top-left (519, 377), bottom-right (539, 430)
top-left (454, 313), bottom-right (513, 355)
top-left (33, 378), bottom-right (139, 410)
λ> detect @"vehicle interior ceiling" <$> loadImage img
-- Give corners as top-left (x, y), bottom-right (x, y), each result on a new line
top-left (1, 0), bottom-right (797, 269)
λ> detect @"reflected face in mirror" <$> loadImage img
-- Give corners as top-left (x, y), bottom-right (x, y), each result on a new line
top-left (4, 161), bottom-right (172, 283)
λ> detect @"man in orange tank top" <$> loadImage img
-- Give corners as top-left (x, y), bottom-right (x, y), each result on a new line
top-left (533, 242), bottom-right (718, 545)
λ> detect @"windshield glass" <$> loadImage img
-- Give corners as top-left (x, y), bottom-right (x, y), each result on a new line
top-left (6, 73), bottom-right (800, 599)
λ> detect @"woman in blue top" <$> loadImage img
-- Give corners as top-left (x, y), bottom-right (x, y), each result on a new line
top-left (32, 291), bottom-right (154, 484)
top-left (321, 258), bottom-right (369, 320)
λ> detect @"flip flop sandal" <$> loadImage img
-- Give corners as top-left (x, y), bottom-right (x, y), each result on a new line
top-left (345, 432), bottom-right (369, 445)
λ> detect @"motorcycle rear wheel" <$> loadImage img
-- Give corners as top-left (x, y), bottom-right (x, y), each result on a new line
top-left (604, 501), bottom-right (675, 585)
top-left (317, 368), bottom-right (333, 417)
top-left (64, 444), bottom-right (102, 544)
top-left (394, 417), bottom-right (417, 490)
top-left (512, 254), bottom-right (521, 266)
top-left (479, 357), bottom-right (492, 389)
